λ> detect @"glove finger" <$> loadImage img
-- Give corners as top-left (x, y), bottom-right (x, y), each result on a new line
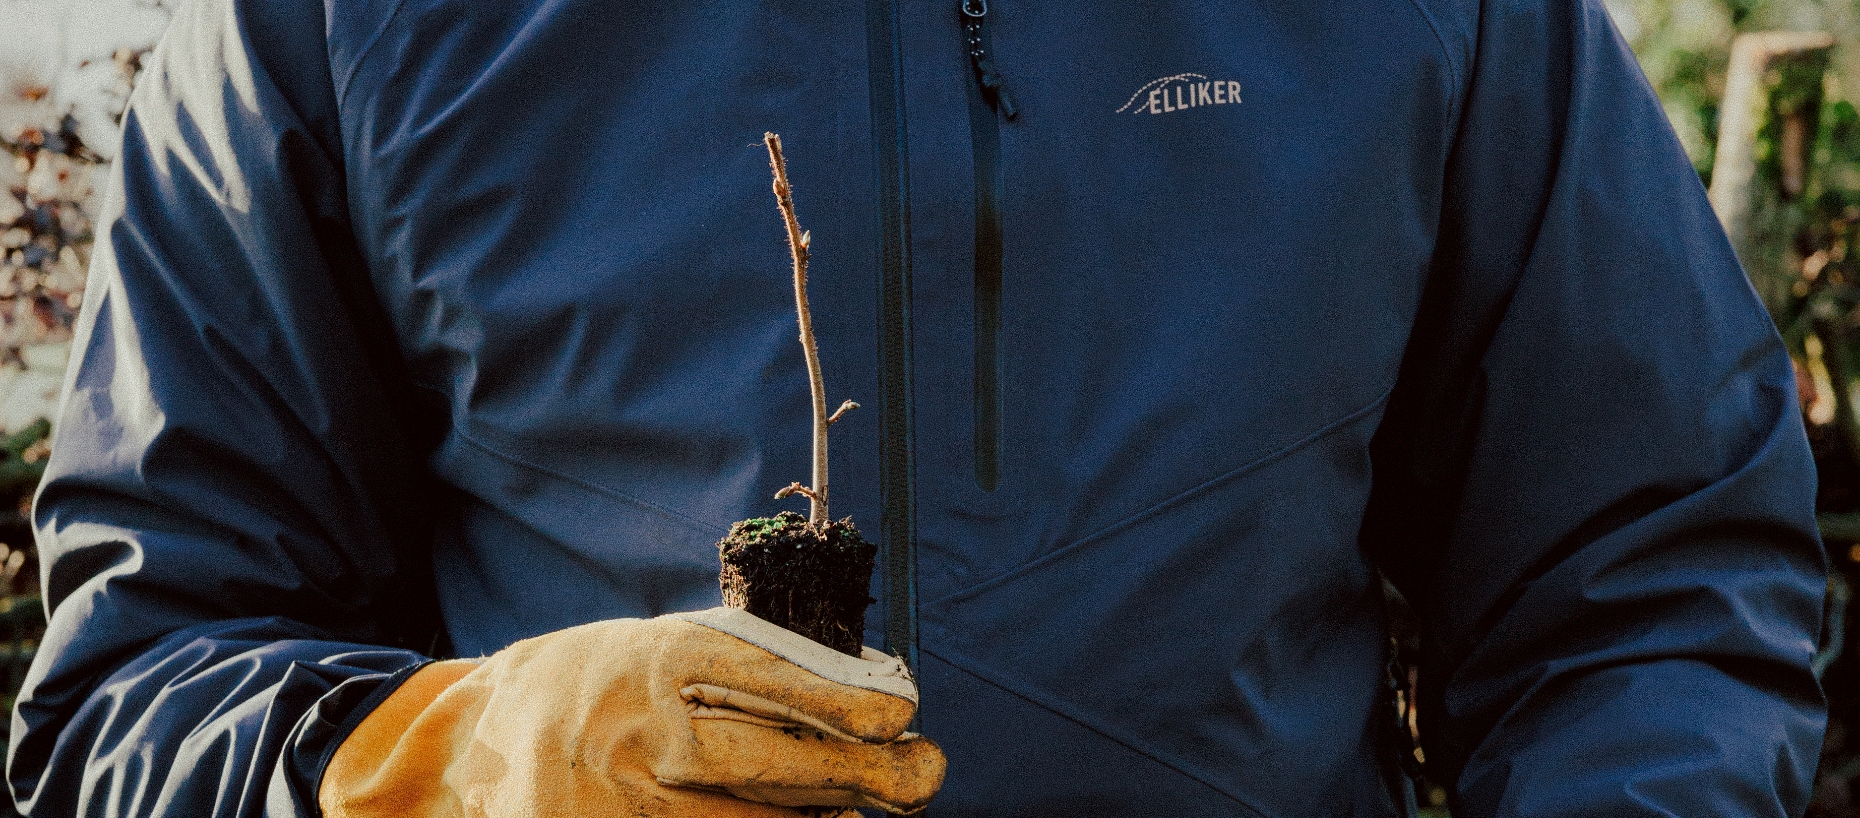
top-left (665, 610), bottom-right (918, 742)
top-left (656, 717), bottom-right (946, 815)
top-left (683, 683), bottom-right (885, 744)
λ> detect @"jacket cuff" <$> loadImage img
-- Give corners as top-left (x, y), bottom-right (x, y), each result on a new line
top-left (316, 659), bottom-right (484, 816)
top-left (283, 660), bottom-right (431, 816)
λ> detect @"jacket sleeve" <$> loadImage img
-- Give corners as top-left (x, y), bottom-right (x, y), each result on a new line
top-left (7, 0), bottom-right (442, 814)
top-left (1362, 1), bottom-right (1827, 816)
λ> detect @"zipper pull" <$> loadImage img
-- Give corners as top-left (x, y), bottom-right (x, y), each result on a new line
top-left (960, 0), bottom-right (1017, 120)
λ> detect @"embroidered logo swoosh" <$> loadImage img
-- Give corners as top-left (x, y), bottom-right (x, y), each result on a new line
top-left (1116, 73), bottom-right (1242, 115)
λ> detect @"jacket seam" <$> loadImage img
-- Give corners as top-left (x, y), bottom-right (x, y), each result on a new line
top-left (450, 428), bottom-right (716, 536)
top-left (330, 0), bottom-right (415, 108)
top-left (928, 386), bottom-right (1394, 609)
top-left (922, 639), bottom-right (1277, 818)
top-left (1396, 0), bottom-right (1464, 132)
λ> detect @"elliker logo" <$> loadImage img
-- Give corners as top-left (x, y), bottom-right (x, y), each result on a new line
top-left (1116, 73), bottom-right (1242, 115)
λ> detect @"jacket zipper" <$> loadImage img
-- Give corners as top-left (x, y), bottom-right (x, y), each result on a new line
top-left (866, 0), bottom-right (918, 679)
top-left (963, 0), bottom-right (1011, 492)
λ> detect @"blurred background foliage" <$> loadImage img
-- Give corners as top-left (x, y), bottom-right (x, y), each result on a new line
top-left (1, 0), bottom-right (1859, 815)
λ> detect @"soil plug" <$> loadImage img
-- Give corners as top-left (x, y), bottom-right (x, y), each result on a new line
top-left (716, 133), bottom-right (876, 657)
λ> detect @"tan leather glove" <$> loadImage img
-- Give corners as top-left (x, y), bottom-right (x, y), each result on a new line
top-left (319, 608), bottom-right (945, 817)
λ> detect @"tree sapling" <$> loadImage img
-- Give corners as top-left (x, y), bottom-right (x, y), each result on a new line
top-left (716, 133), bottom-right (876, 657)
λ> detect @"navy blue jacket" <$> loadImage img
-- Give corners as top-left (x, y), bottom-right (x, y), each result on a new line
top-left (7, 0), bottom-right (1828, 815)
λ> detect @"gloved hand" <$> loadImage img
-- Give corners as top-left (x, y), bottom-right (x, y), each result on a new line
top-left (318, 608), bottom-right (945, 817)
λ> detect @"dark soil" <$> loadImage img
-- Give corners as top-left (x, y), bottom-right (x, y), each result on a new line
top-left (717, 511), bottom-right (876, 657)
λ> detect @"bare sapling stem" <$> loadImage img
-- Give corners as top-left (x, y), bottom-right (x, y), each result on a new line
top-left (765, 133), bottom-right (854, 528)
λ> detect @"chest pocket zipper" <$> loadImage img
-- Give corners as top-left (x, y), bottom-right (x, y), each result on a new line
top-left (963, 0), bottom-right (1012, 492)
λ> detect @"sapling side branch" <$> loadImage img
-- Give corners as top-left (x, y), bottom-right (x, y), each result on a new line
top-left (765, 132), bottom-right (837, 528)
top-left (827, 399), bottom-right (859, 426)
top-left (774, 482), bottom-right (824, 504)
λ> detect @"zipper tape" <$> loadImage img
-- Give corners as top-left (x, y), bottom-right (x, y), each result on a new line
top-left (865, 0), bottom-right (919, 683)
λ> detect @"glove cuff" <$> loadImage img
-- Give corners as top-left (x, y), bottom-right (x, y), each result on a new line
top-left (319, 659), bottom-right (481, 818)
top-left (667, 607), bottom-right (918, 705)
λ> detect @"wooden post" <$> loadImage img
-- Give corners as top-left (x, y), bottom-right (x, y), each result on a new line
top-left (1707, 30), bottom-right (1836, 318)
